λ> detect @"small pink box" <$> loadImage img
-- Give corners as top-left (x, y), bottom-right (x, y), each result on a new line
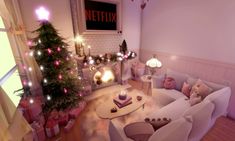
top-left (31, 122), bottom-right (46, 141)
top-left (58, 111), bottom-right (69, 126)
top-left (64, 119), bottom-right (75, 133)
top-left (45, 119), bottom-right (60, 138)
top-left (69, 101), bottom-right (86, 119)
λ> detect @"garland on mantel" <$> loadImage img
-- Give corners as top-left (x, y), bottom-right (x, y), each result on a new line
top-left (82, 40), bottom-right (137, 67)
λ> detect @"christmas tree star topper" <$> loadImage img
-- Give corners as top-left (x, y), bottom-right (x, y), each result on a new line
top-left (35, 6), bottom-right (50, 21)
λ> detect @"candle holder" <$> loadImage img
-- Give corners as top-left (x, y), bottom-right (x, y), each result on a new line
top-left (119, 90), bottom-right (127, 100)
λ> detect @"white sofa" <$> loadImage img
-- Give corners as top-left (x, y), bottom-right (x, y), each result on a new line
top-left (109, 69), bottom-right (231, 141)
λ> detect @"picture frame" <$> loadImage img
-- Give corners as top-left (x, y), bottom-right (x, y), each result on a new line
top-left (70, 0), bottom-right (122, 35)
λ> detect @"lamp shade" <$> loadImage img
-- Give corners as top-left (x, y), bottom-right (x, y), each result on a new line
top-left (146, 55), bottom-right (162, 68)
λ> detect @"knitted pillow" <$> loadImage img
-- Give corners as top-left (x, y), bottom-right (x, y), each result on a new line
top-left (163, 77), bottom-right (176, 89)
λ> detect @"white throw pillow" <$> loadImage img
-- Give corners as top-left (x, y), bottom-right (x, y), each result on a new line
top-left (187, 76), bottom-right (197, 86)
top-left (148, 116), bottom-right (193, 141)
top-left (183, 101), bottom-right (215, 141)
top-left (166, 69), bottom-right (188, 90)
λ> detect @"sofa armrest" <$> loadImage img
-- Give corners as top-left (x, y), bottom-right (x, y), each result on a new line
top-left (148, 117), bottom-right (192, 141)
top-left (204, 87), bottom-right (231, 120)
top-left (109, 120), bottom-right (125, 141)
top-left (151, 74), bottom-right (165, 89)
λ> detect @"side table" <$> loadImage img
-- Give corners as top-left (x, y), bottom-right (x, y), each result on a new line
top-left (141, 75), bottom-right (152, 96)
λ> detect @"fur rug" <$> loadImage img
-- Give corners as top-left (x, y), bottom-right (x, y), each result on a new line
top-left (79, 85), bottom-right (161, 141)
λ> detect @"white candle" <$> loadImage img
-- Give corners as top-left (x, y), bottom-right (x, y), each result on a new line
top-left (88, 45), bottom-right (91, 56)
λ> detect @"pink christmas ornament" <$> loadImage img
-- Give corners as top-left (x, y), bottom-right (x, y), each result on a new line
top-left (23, 80), bottom-right (28, 86)
top-left (58, 74), bottom-right (62, 80)
top-left (47, 48), bottom-right (52, 54)
top-left (57, 47), bottom-right (61, 52)
top-left (63, 88), bottom-right (68, 94)
top-left (27, 40), bottom-right (33, 46)
top-left (54, 60), bottom-right (60, 66)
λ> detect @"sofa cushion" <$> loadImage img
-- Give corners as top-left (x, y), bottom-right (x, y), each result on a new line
top-left (157, 88), bottom-right (187, 100)
top-left (163, 77), bottom-right (176, 89)
top-left (149, 97), bottom-right (191, 120)
top-left (166, 69), bottom-right (188, 90)
top-left (187, 76), bottom-right (197, 86)
top-left (191, 79), bottom-right (213, 99)
top-left (183, 101), bottom-right (215, 141)
top-left (187, 76), bottom-right (225, 91)
top-left (203, 80), bottom-right (225, 91)
top-left (144, 117), bottom-right (172, 131)
top-left (124, 122), bottom-right (154, 141)
top-left (148, 116), bottom-right (193, 141)
top-left (181, 82), bottom-right (191, 97)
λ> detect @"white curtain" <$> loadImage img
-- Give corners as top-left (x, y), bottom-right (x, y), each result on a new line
top-left (0, 87), bottom-right (32, 141)
top-left (0, 0), bottom-right (42, 95)
top-left (0, 0), bottom-right (43, 140)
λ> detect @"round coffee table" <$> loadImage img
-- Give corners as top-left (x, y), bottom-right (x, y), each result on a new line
top-left (96, 89), bottom-right (146, 119)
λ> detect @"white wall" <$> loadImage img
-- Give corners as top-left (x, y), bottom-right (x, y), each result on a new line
top-left (141, 0), bottom-right (235, 64)
top-left (18, 0), bottom-right (141, 56)
top-left (18, 0), bottom-right (74, 47)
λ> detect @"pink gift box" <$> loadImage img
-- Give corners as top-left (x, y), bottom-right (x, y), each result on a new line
top-left (69, 101), bottom-right (86, 119)
top-left (64, 119), bottom-right (75, 133)
top-left (34, 114), bottom-right (45, 126)
top-left (58, 111), bottom-right (69, 126)
top-left (20, 99), bottom-right (42, 123)
top-left (45, 119), bottom-right (60, 138)
top-left (31, 122), bottom-right (46, 141)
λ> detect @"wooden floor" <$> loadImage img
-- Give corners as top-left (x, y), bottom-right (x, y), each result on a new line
top-left (46, 80), bottom-right (235, 141)
top-left (201, 116), bottom-right (235, 141)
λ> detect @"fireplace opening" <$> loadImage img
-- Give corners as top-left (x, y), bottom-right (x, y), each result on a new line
top-left (93, 67), bottom-right (115, 87)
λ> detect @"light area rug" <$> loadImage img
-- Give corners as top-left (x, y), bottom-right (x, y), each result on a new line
top-left (80, 85), bottom-right (161, 141)
top-left (84, 84), bottom-right (131, 101)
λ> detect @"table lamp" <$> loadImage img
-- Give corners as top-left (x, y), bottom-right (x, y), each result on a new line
top-left (146, 54), bottom-right (162, 75)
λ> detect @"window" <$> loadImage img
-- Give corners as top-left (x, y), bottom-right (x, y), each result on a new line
top-left (0, 16), bottom-right (22, 106)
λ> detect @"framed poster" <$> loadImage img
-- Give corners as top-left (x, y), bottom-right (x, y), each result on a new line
top-left (70, 0), bottom-right (122, 34)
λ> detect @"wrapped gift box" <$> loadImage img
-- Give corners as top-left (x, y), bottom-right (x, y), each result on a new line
top-left (19, 98), bottom-right (42, 123)
top-left (31, 121), bottom-right (46, 141)
top-left (48, 109), bottom-right (59, 120)
top-left (58, 111), bottom-right (69, 126)
top-left (34, 114), bottom-right (45, 126)
top-left (64, 119), bottom-right (75, 133)
top-left (45, 119), bottom-right (60, 138)
top-left (69, 101), bottom-right (86, 119)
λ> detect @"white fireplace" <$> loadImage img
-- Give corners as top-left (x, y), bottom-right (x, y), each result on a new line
top-left (82, 63), bottom-right (120, 90)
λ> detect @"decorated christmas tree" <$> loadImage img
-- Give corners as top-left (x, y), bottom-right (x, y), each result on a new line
top-left (31, 7), bottom-right (83, 112)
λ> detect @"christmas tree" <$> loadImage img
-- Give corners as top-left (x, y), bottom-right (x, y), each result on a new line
top-left (32, 7), bottom-right (83, 112)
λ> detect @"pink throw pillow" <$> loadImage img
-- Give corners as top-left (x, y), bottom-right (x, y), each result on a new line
top-left (181, 82), bottom-right (191, 97)
top-left (163, 77), bottom-right (176, 89)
